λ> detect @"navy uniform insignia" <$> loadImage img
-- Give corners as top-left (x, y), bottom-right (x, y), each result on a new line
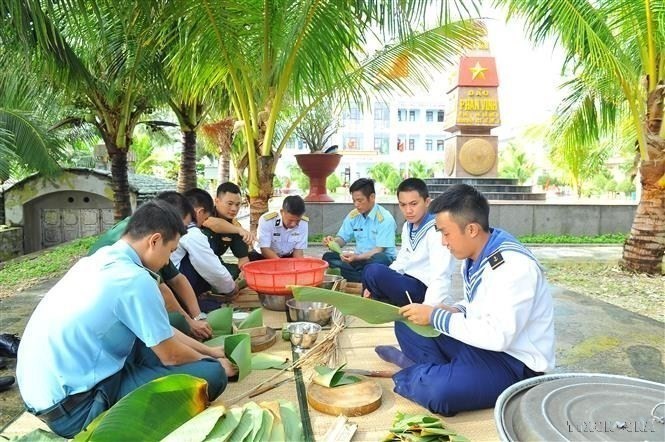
top-left (376, 211), bottom-right (384, 223)
top-left (221, 237), bottom-right (232, 242)
top-left (301, 215), bottom-right (309, 222)
top-left (349, 209), bottom-right (360, 219)
top-left (488, 251), bottom-right (505, 270)
top-left (262, 211), bottom-right (278, 220)
top-left (275, 218), bottom-right (281, 226)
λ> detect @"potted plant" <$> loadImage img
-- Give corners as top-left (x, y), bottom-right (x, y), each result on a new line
top-left (294, 102), bottom-right (342, 202)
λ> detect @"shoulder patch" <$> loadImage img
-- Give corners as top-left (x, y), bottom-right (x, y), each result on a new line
top-left (262, 211), bottom-right (278, 220)
top-left (349, 209), bottom-right (360, 219)
top-left (301, 215), bottom-right (309, 222)
top-left (488, 251), bottom-right (505, 270)
top-left (232, 218), bottom-right (242, 227)
top-left (376, 211), bottom-right (384, 223)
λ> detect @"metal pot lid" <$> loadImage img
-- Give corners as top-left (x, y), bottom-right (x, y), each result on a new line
top-left (496, 373), bottom-right (665, 441)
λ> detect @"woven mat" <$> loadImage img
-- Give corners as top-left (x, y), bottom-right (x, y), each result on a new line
top-left (1, 312), bottom-right (499, 441)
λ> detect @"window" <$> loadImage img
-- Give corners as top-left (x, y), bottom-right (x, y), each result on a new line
top-left (408, 139), bottom-right (415, 151)
top-left (425, 139), bottom-right (433, 151)
top-left (436, 140), bottom-right (444, 151)
top-left (344, 135), bottom-right (363, 150)
top-left (374, 136), bottom-right (389, 154)
top-left (437, 110), bottom-right (445, 122)
top-left (374, 102), bottom-right (388, 120)
top-left (426, 111), bottom-right (434, 122)
top-left (397, 108), bottom-right (407, 122)
top-left (345, 106), bottom-right (361, 120)
top-left (409, 110), bottom-right (416, 122)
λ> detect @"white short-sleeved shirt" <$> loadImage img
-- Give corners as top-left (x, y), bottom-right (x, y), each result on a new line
top-left (17, 241), bottom-right (173, 412)
top-left (255, 211), bottom-right (308, 257)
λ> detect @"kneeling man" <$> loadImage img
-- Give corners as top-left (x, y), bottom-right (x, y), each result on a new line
top-left (17, 201), bottom-right (236, 438)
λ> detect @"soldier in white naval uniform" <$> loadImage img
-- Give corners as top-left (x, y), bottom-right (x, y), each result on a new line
top-left (250, 195), bottom-right (308, 260)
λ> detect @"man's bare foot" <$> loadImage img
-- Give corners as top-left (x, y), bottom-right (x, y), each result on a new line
top-left (219, 357), bottom-right (238, 377)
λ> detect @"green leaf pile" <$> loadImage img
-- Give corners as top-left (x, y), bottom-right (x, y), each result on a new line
top-left (161, 400), bottom-right (303, 441)
top-left (383, 412), bottom-right (469, 442)
top-left (312, 364), bottom-right (361, 387)
top-left (292, 286), bottom-right (440, 337)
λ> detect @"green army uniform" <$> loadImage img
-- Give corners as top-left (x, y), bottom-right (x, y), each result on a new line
top-left (201, 218), bottom-right (249, 280)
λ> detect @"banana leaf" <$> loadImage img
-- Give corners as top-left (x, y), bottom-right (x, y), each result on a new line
top-left (224, 334), bottom-right (252, 381)
top-left (259, 401), bottom-right (286, 442)
top-left (205, 407), bottom-right (243, 441)
top-left (251, 353), bottom-right (289, 370)
top-left (327, 241), bottom-right (343, 254)
top-left (419, 428), bottom-right (458, 436)
top-left (236, 277), bottom-right (248, 290)
top-left (312, 364), bottom-right (361, 387)
top-left (11, 429), bottom-right (66, 441)
top-left (203, 334), bottom-right (231, 348)
top-left (449, 436), bottom-right (471, 442)
top-left (253, 409), bottom-right (274, 442)
top-left (292, 286), bottom-right (440, 337)
top-left (227, 406), bottom-right (255, 442)
top-left (391, 412), bottom-right (443, 432)
top-left (208, 307), bottom-right (233, 336)
top-left (161, 405), bottom-right (226, 442)
top-left (73, 410), bottom-right (107, 441)
top-left (74, 374), bottom-right (207, 441)
top-left (325, 267), bottom-right (341, 276)
top-left (241, 402), bottom-right (263, 442)
top-left (237, 308), bottom-right (263, 329)
top-left (279, 401), bottom-right (303, 442)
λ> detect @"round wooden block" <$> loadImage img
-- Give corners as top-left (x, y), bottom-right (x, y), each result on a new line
top-left (251, 327), bottom-right (276, 353)
top-left (307, 377), bottom-right (382, 417)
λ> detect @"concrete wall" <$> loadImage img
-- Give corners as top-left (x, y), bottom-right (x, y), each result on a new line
top-left (304, 202), bottom-right (637, 237)
top-left (0, 227), bottom-right (23, 261)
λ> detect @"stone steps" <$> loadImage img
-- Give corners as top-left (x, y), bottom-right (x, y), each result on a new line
top-left (425, 177), bottom-right (546, 201)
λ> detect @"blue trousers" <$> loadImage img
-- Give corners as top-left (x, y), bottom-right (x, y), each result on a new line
top-left (322, 251), bottom-right (393, 283)
top-left (362, 264), bottom-right (427, 306)
top-left (392, 322), bottom-right (539, 416)
top-left (39, 340), bottom-right (226, 438)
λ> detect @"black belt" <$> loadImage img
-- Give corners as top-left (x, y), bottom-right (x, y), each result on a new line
top-left (34, 389), bottom-right (95, 424)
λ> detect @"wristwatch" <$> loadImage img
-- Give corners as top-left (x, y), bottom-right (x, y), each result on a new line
top-left (193, 312), bottom-right (208, 321)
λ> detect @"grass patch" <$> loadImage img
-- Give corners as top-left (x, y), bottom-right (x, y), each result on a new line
top-left (0, 236), bottom-right (97, 298)
top-left (308, 233), bottom-right (628, 245)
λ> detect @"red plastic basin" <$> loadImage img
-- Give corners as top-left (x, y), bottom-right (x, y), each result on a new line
top-left (243, 258), bottom-right (329, 295)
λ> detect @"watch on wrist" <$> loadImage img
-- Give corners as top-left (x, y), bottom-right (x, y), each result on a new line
top-left (193, 312), bottom-right (207, 321)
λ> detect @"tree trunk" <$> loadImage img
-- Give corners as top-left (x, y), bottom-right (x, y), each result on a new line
top-left (177, 129), bottom-right (198, 193)
top-left (219, 151), bottom-right (230, 183)
top-left (248, 155), bottom-right (276, 233)
top-left (621, 159), bottom-right (665, 274)
top-left (109, 148), bottom-right (132, 220)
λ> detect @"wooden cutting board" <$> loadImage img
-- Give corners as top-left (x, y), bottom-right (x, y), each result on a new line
top-left (307, 377), bottom-right (382, 416)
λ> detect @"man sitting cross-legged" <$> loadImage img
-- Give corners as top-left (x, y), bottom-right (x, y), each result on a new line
top-left (362, 178), bottom-right (456, 307)
top-left (17, 201), bottom-right (236, 439)
top-left (322, 178), bottom-right (396, 282)
top-left (379, 184), bottom-right (554, 416)
top-left (173, 188), bottom-right (239, 312)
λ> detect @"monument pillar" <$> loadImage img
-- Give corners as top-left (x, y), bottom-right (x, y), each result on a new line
top-left (442, 49), bottom-right (501, 177)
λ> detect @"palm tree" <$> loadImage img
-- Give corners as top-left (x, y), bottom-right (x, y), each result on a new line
top-left (0, 55), bottom-right (64, 181)
top-left (1, 0), bottom-right (161, 220)
top-left (164, 0), bottom-right (484, 230)
top-left (497, 0), bottom-right (665, 274)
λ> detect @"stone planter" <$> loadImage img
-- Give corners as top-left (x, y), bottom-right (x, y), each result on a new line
top-left (295, 153), bottom-right (342, 202)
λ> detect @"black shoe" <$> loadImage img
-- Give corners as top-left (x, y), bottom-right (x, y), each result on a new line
top-left (0, 375), bottom-right (15, 392)
top-left (0, 333), bottom-right (20, 358)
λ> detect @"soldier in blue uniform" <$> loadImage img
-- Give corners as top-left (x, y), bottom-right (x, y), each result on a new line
top-left (322, 178), bottom-right (396, 282)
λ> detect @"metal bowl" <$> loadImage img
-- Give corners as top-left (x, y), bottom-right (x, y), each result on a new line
top-left (258, 293), bottom-right (293, 311)
top-left (285, 299), bottom-right (334, 326)
top-left (286, 321), bottom-right (321, 350)
top-left (318, 274), bottom-right (344, 290)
